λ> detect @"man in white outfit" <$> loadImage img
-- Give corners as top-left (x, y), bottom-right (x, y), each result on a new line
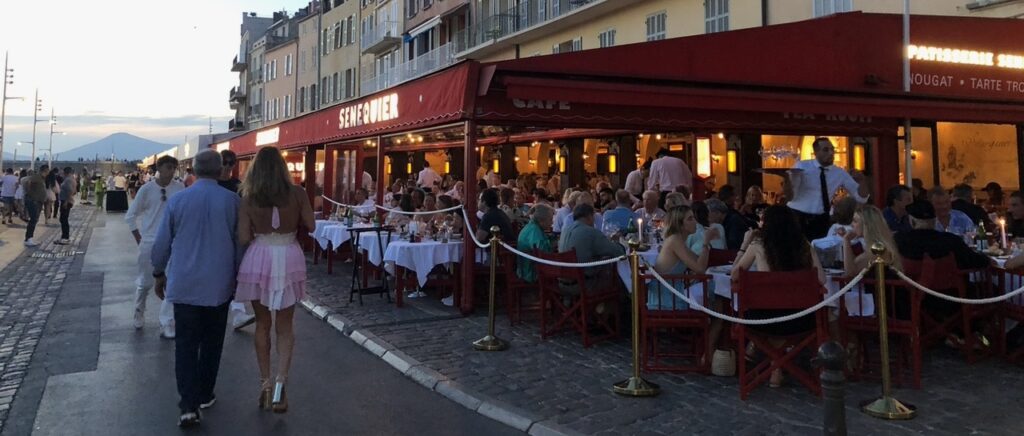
top-left (416, 161), bottom-right (441, 190)
top-left (125, 156), bottom-right (185, 338)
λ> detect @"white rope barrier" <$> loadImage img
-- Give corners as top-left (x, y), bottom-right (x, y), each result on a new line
top-left (374, 204), bottom-right (464, 216)
top-left (647, 263), bottom-right (871, 325)
top-left (461, 209), bottom-right (491, 249)
top-left (320, 195), bottom-right (358, 208)
top-left (498, 241), bottom-right (627, 268)
top-left (892, 269), bottom-right (1024, 305)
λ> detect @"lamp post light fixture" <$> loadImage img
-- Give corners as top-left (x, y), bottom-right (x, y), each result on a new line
top-left (0, 51), bottom-right (25, 173)
top-left (28, 89), bottom-right (42, 170)
top-left (47, 109), bottom-right (67, 168)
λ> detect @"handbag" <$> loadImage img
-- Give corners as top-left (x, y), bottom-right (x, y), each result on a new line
top-left (711, 349), bottom-right (736, 377)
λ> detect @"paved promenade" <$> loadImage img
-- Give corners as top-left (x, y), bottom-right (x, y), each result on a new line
top-left (303, 249), bottom-right (1024, 435)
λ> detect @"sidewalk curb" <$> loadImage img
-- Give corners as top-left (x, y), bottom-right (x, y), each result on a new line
top-left (298, 296), bottom-right (578, 435)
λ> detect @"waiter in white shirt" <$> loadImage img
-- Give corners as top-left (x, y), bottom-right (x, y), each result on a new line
top-left (785, 137), bottom-right (869, 240)
top-left (416, 161), bottom-right (442, 189)
top-left (646, 149), bottom-right (692, 193)
top-left (624, 160), bottom-right (648, 198)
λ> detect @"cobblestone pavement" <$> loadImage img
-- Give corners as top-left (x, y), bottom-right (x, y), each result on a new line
top-left (0, 205), bottom-right (96, 432)
top-left (302, 256), bottom-right (1024, 435)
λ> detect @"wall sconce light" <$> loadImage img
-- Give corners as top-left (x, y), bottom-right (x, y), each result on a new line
top-left (386, 163), bottom-right (392, 174)
top-left (655, 134), bottom-right (662, 140)
top-left (559, 156), bottom-right (566, 173)
top-left (727, 150), bottom-right (738, 173)
top-left (717, 132), bottom-right (724, 139)
top-left (608, 155), bottom-right (617, 173)
top-left (492, 158), bottom-right (500, 174)
top-left (853, 143), bottom-right (867, 171)
top-left (696, 137), bottom-right (712, 178)
top-left (910, 150), bottom-right (918, 160)
top-left (669, 144), bottom-right (684, 152)
top-left (406, 162), bottom-right (413, 174)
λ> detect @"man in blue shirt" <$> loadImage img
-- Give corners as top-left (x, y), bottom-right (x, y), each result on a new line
top-left (882, 184), bottom-right (913, 233)
top-left (929, 186), bottom-right (974, 237)
top-left (152, 149), bottom-right (240, 427)
top-left (602, 189), bottom-right (635, 232)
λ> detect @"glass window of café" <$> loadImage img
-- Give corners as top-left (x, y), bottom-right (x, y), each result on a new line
top-left (898, 122), bottom-right (1019, 212)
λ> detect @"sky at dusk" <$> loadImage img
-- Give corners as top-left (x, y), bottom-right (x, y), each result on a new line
top-left (0, 0), bottom-right (310, 153)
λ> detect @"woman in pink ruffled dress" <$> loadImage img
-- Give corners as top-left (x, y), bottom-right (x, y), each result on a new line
top-left (236, 147), bottom-right (315, 413)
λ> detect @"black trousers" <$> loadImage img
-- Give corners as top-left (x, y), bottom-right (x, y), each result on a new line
top-left (59, 203), bottom-right (72, 239)
top-left (174, 301), bottom-right (229, 413)
top-left (24, 200), bottom-right (41, 240)
top-left (795, 210), bottom-right (830, 241)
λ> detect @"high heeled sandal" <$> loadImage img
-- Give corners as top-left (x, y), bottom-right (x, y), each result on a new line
top-left (259, 379), bottom-right (273, 410)
top-left (271, 377), bottom-right (288, 414)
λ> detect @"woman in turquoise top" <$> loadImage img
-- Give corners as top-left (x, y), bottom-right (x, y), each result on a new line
top-left (646, 205), bottom-right (718, 310)
top-left (516, 204), bottom-right (555, 283)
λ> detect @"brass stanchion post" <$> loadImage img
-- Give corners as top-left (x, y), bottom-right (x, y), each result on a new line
top-left (860, 242), bottom-right (916, 419)
top-left (473, 226), bottom-right (508, 351)
top-left (613, 240), bottom-right (660, 396)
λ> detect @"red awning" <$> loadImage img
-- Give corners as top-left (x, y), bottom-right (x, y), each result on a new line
top-left (230, 62), bottom-right (478, 156)
top-left (478, 12), bottom-right (1024, 127)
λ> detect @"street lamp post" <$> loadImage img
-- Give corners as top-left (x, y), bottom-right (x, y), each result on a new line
top-left (47, 109), bottom-right (66, 168)
top-left (1, 51), bottom-right (24, 173)
top-left (29, 89), bottom-right (42, 170)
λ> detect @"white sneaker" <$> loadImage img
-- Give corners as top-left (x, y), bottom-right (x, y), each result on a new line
top-left (23, 239), bottom-right (38, 247)
top-left (160, 324), bottom-right (175, 339)
top-left (406, 290), bottom-right (427, 299)
top-left (133, 309), bottom-right (144, 329)
top-left (55, 238), bottom-right (70, 245)
top-left (232, 313), bottom-right (256, 330)
top-left (441, 295), bottom-right (454, 306)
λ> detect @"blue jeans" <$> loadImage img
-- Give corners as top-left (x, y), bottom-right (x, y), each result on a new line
top-left (24, 199), bottom-right (41, 240)
top-left (174, 301), bottom-right (229, 413)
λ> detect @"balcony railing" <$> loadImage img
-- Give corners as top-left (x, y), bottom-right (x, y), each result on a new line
top-left (361, 43), bottom-right (456, 96)
top-left (360, 20), bottom-right (402, 54)
top-left (228, 118), bottom-right (246, 132)
top-left (231, 55), bottom-right (247, 72)
top-left (453, 0), bottom-right (599, 54)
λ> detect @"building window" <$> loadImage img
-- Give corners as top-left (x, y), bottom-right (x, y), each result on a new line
top-left (285, 54), bottom-right (292, 75)
top-left (552, 37), bottom-right (582, 54)
top-left (285, 95), bottom-right (292, 117)
top-left (814, 0), bottom-right (853, 17)
top-left (333, 73), bottom-right (340, 101)
top-left (300, 50), bottom-right (306, 74)
top-left (645, 11), bottom-right (667, 41)
top-left (298, 86), bottom-right (305, 113)
top-left (537, 0), bottom-right (547, 21)
top-left (321, 77), bottom-right (329, 104)
top-left (345, 68), bottom-right (355, 98)
top-left (598, 28), bottom-right (616, 48)
top-left (407, 0), bottom-right (418, 18)
top-left (334, 22), bottom-right (342, 49)
top-left (347, 15), bottom-right (355, 45)
top-left (705, 0), bottom-right (729, 34)
top-left (310, 84), bottom-right (318, 109)
top-left (322, 29), bottom-right (331, 56)
top-left (270, 60), bottom-right (277, 80)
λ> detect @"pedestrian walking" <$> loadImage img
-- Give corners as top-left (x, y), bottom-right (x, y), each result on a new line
top-left (235, 146), bottom-right (314, 414)
top-left (218, 149), bottom-right (256, 331)
top-left (126, 156), bottom-right (184, 338)
top-left (152, 149), bottom-right (240, 427)
top-left (1, 168), bottom-right (18, 224)
top-left (44, 168), bottom-right (58, 225)
top-left (55, 167), bottom-right (77, 245)
top-left (94, 175), bottom-right (106, 209)
top-left (22, 166), bottom-right (47, 247)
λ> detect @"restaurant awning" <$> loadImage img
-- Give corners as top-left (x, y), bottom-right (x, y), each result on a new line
top-left (477, 12), bottom-right (1024, 126)
top-left (229, 62), bottom-right (478, 156)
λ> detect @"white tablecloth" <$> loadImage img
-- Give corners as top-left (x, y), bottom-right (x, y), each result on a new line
top-left (383, 240), bottom-right (464, 287)
top-left (312, 220), bottom-right (336, 249)
top-left (617, 249), bottom-right (659, 293)
top-left (357, 231), bottom-right (394, 266)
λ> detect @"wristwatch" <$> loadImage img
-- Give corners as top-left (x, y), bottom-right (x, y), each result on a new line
top-left (152, 271), bottom-right (166, 278)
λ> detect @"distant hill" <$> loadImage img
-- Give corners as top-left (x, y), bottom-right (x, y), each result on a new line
top-left (56, 133), bottom-right (175, 161)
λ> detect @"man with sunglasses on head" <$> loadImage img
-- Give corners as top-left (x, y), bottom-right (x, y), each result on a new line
top-left (217, 150), bottom-right (257, 331)
top-left (126, 155), bottom-right (185, 338)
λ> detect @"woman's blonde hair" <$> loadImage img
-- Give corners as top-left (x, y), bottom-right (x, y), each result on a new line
top-left (241, 147), bottom-right (293, 208)
top-left (663, 205), bottom-right (693, 240)
top-left (857, 205), bottom-right (902, 271)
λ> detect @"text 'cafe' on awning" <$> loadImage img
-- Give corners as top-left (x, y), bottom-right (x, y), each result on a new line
top-left (223, 12), bottom-right (1024, 314)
